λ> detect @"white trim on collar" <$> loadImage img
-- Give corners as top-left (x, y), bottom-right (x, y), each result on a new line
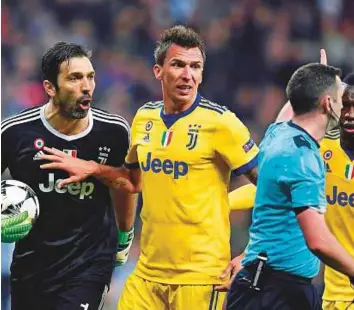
top-left (40, 103), bottom-right (93, 141)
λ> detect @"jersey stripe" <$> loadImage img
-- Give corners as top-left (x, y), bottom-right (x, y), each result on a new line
top-left (92, 114), bottom-right (129, 130)
top-left (144, 101), bottom-right (163, 107)
top-left (92, 108), bottom-right (130, 128)
top-left (1, 114), bottom-right (41, 133)
top-left (200, 98), bottom-right (228, 112)
top-left (325, 128), bottom-right (340, 140)
top-left (1, 107), bottom-right (41, 129)
top-left (92, 111), bottom-right (130, 133)
top-left (92, 114), bottom-right (130, 141)
top-left (139, 101), bottom-right (163, 110)
top-left (199, 102), bottom-right (225, 114)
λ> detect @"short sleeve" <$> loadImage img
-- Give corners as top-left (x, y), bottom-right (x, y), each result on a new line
top-left (108, 122), bottom-right (131, 168)
top-left (283, 149), bottom-right (326, 213)
top-left (124, 114), bottom-right (139, 169)
top-left (1, 126), bottom-right (11, 173)
top-left (215, 111), bottom-right (259, 175)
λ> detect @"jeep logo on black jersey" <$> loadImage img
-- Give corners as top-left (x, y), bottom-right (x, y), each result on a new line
top-left (39, 173), bottom-right (94, 199)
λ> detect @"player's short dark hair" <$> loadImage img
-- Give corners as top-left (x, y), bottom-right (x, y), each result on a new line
top-left (286, 63), bottom-right (342, 115)
top-left (343, 73), bottom-right (354, 86)
top-left (154, 25), bottom-right (206, 66)
top-left (41, 42), bottom-right (92, 89)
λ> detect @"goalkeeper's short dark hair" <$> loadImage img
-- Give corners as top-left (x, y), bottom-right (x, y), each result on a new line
top-left (41, 42), bottom-right (91, 89)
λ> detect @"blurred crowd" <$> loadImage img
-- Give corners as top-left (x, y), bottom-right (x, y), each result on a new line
top-left (1, 0), bottom-right (354, 309)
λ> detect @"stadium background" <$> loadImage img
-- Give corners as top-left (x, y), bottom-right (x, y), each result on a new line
top-left (1, 0), bottom-right (354, 308)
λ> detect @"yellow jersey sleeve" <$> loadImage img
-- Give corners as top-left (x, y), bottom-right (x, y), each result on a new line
top-left (229, 184), bottom-right (257, 210)
top-left (124, 114), bottom-right (139, 167)
top-left (215, 111), bottom-right (259, 175)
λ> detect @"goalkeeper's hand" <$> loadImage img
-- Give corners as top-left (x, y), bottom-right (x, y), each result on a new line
top-left (1, 211), bottom-right (32, 243)
top-left (115, 228), bottom-right (134, 267)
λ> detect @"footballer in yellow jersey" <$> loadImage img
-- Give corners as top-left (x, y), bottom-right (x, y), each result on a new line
top-left (322, 75), bottom-right (354, 310)
top-left (125, 94), bottom-right (258, 285)
top-left (119, 26), bottom-right (258, 310)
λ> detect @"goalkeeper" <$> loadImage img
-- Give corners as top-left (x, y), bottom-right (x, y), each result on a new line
top-left (1, 41), bottom-right (136, 310)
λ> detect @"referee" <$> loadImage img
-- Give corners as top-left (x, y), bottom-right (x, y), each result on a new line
top-left (226, 63), bottom-right (354, 309)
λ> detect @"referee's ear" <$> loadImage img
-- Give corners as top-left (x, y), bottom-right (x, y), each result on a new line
top-left (320, 94), bottom-right (331, 115)
top-left (43, 80), bottom-right (56, 97)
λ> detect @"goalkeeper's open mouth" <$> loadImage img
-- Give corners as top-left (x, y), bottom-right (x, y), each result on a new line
top-left (77, 97), bottom-right (92, 110)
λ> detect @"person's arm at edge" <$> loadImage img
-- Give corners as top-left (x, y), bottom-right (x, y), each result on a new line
top-left (276, 49), bottom-right (327, 123)
top-left (110, 187), bottom-right (137, 233)
top-left (297, 208), bottom-right (354, 279)
top-left (110, 184), bottom-right (138, 266)
top-left (276, 101), bottom-right (293, 122)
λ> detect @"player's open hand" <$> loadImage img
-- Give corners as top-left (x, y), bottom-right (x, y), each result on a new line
top-left (215, 253), bottom-right (244, 292)
top-left (39, 147), bottom-right (98, 188)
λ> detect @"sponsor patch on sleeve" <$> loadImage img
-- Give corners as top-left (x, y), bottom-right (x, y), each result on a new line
top-left (242, 138), bottom-right (255, 153)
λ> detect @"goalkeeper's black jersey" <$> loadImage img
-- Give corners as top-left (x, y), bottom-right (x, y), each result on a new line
top-left (1, 104), bottom-right (130, 290)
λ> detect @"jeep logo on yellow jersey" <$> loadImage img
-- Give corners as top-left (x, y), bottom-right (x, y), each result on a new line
top-left (39, 173), bottom-right (94, 199)
top-left (326, 186), bottom-right (354, 207)
top-left (141, 152), bottom-right (188, 179)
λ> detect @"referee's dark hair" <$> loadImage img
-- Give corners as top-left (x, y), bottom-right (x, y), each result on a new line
top-left (41, 42), bottom-right (91, 89)
top-left (286, 63), bottom-right (342, 115)
top-left (154, 25), bottom-right (206, 66)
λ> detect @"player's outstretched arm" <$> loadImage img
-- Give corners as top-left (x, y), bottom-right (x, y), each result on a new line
top-left (39, 147), bottom-right (139, 192)
top-left (276, 49), bottom-right (328, 122)
top-left (297, 208), bottom-right (354, 283)
top-left (110, 188), bottom-right (137, 266)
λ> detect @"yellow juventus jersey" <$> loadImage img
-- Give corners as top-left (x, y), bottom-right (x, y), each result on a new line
top-left (321, 135), bottom-right (354, 301)
top-left (125, 94), bottom-right (259, 284)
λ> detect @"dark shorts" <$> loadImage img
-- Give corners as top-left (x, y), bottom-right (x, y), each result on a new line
top-left (226, 265), bottom-right (321, 310)
top-left (11, 279), bottom-right (110, 310)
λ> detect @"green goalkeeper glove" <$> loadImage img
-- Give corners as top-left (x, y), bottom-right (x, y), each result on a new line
top-left (115, 228), bottom-right (134, 267)
top-left (1, 211), bottom-right (32, 243)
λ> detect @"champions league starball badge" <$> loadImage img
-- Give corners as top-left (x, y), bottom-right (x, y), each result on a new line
top-left (145, 121), bottom-right (153, 131)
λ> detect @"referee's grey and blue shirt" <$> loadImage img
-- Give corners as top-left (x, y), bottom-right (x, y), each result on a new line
top-left (243, 121), bottom-right (326, 279)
